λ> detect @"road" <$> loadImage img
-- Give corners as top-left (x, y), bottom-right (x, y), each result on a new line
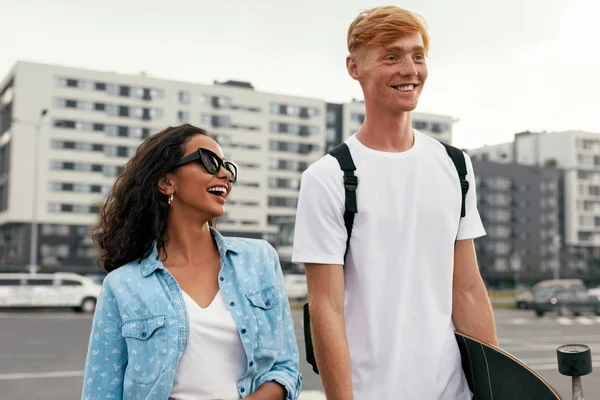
top-left (0, 308), bottom-right (598, 399)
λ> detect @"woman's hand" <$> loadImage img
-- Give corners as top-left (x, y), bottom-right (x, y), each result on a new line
top-left (243, 381), bottom-right (286, 400)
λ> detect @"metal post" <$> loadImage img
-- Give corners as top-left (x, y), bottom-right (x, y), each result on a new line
top-left (28, 109), bottom-right (47, 274)
top-left (572, 376), bottom-right (584, 400)
top-left (557, 344), bottom-right (592, 400)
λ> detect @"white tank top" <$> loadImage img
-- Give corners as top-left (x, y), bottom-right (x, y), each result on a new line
top-left (169, 290), bottom-right (247, 400)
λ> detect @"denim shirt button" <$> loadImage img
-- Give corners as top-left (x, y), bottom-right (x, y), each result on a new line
top-left (249, 361), bottom-right (254, 367)
top-left (230, 301), bottom-right (235, 306)
top-left (241, 328), bottom-right (247, 334)
top-left (265, 300), bottom-right (271, 307)
top-left (219, 276), bottom-right (224, 281)
top-left (141, 332), bottom-right (147, 338)
top-left (240, 387), bottom-right (245, 393)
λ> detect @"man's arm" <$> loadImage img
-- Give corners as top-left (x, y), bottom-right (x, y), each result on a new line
top-left (452, 239), bottom-right (498, 347)
top-left (305, 263), bottom-right (353, 400)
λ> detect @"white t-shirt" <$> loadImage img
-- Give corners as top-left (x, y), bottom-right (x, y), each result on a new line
top-left (292, 130), bottom-right (486, 400)
top-left (169, 290), bottom-right (246, 400)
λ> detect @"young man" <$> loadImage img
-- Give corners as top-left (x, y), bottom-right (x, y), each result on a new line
top-left (291, 6), bottom-right (497, 400)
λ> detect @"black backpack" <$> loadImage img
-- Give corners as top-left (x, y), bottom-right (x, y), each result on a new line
top-left (302, 140), bottom-right (470, 374)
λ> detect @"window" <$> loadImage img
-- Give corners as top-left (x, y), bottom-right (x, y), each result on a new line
top-left (200, 113), bottom-right (210, 125)
top-left (117, 146), bottom-right (129, 157)
top-left (118, 106), bottom-right (130, 117)
top-left (327, 110), bottom-right (336, 124)
top-left (27, 279), bottom-right (55, 286)
top-left (268, 196), bottom-right (298, 208)
top-left (212, 115), bottom-right (231, 128)
top-left (237, 162), bottom-right (259, 169)
top-left (41, 244), bottom-right (70, 258)
top-left (62, 280), bottom-right (83, 286)
top-left (54, 120), bottom-right (76, 129)
top-left (350, 113), bottom-right (365, 123)
top-left (326, 127), bottom-right (337, 141)
top-left (237, 181), bottom-right (260, 188)
top-left (95, 82), bottom-right (106, 91)
top-left (269, 177), bottom-right (300, 189)
top-left (178, 111), bottom-right (189, 123)
top-left (119, 86), bottom-right (130, 97)
top-left (116, 125), bottom-right (128, 137)
top-left (413, 120), bottom-right (427, 130)
top-left (0, 279), bottom-right (23, 286)
top-left (179, 91), bottom-right (190, 104)
top-left (41, 224), bottom-right (70, 236)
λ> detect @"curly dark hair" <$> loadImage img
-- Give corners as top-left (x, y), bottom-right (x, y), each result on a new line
top-left (92, 124), bottom-right (208, 272)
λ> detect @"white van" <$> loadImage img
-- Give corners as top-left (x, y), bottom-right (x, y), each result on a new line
top-left (0, 272), bottom-right (101, 313)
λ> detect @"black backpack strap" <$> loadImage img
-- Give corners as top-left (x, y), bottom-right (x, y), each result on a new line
top-left (441, 142), bottom-right (469, 218)
top-left (328, 143), bottom-right (358, 258)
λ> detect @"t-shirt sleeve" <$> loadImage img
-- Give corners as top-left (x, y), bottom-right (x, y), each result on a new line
top-left (456, 152), bottom-right (487, 240)
top-left (291, 162), bottom-right (347, 266)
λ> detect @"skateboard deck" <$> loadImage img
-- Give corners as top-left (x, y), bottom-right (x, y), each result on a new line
top-left (455, 332), bottom-right (563, 399)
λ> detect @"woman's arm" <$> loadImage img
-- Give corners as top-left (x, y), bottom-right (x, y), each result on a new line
top-left (249, 244), bottom-right (302, 400)
top-left (81, 279), bottom-right (127, 400)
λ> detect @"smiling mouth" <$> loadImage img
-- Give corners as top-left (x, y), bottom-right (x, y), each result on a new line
top-left (207, 187), bottom-right (227, 198)
top-left (391, 84), bottom-right (418, 92)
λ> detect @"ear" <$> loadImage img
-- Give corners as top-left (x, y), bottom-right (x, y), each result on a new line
top-left (346, 54), bottom-right (360, 81)
top-left (157, 173), bottom-right (175, 196)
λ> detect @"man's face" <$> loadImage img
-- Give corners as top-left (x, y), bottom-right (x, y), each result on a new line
top-left (348, 32), bottom-right (428, 114)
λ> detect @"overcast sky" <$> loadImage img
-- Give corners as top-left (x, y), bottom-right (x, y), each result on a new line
top-left (2, 0), bottom-right (599, 149)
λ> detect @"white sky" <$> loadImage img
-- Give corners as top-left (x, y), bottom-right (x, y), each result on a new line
top-left (1, 0), bottom-right (599, 149)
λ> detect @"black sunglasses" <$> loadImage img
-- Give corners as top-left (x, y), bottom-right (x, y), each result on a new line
top-left (173, 148), bottom-right (237, 183)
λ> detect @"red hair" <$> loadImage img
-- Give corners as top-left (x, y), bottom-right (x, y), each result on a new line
top-left (347, 6), bottom-right (430, 54)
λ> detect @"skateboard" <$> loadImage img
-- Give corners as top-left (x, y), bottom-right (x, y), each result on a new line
top-left (455, 332), bottom-right (563, 399)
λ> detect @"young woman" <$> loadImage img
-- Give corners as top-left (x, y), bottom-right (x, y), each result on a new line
top-left (81, 124), bottom-right (301, 400)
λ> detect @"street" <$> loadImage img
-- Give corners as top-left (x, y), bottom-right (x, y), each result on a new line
top-left (0, 308), bottom-right (598, 399)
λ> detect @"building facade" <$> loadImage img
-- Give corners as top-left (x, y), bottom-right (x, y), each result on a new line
top-left (472, 160), bottom-right (561, 285)
top-left (0, 61), bottom-right (326, 271)
top-left (470, 130), bottom-right (600, 279)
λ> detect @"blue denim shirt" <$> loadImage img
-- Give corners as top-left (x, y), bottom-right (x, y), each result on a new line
top-left (81, 229), bottom-right (302, 400)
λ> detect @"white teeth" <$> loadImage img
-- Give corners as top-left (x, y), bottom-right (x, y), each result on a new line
top-left (207, 187), bottom-right (226, 194)
top-left (399, 85), bottom-right (414, 91)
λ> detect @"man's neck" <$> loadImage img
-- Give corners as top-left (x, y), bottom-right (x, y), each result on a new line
top-left (355, 106), bottom-right (414, 152)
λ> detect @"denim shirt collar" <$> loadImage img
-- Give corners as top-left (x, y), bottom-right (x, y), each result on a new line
top-left (139, 228), bottom-right (240, 278)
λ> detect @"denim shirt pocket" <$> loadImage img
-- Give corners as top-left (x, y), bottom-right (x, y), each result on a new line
top-left (121, 314), bottom-right (168, 384)
top-left (245, 285), bottom-right (283, 350)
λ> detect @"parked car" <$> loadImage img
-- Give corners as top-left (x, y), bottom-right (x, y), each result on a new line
top-left (588, 287), bottom-right (600, 300)
top-left (514, 289), bottom-right (533, 309)
top-left (284, 274), bottom-right (308, 301)
top-left (0, 272), bottom-right (101, 313)
top-left (516, 279), bottom-right (586, 310)
top-left (532, 288), bottom-right (600, 317)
